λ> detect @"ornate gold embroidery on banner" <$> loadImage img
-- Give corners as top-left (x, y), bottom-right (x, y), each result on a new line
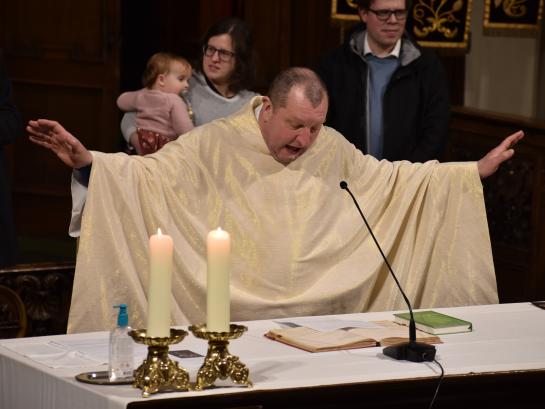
top-left (413, 0), bottom-right (464, 39)
top-left (331, 0), bottom-right (360, 22)
top-left (346, 0), bottom-right (358, 8)
top-left (484, 0), bottom-right (544, 31)
top-left (496, 0), bottom-right (527, 19)
top-left (409, 0), bottom-right (472, 48)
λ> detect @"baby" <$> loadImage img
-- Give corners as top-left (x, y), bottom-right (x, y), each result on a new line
top-left (117, 52), bottom-right (194, 154)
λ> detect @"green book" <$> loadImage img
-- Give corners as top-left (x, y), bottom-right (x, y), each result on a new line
top-left (393, 310), bottom-right (472, 335)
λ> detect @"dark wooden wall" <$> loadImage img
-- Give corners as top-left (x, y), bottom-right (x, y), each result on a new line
top-left (2, 0), bottom-right (121, 239)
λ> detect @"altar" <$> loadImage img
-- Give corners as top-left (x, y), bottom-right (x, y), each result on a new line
top-left (1, 302), bottom-right (544, 409)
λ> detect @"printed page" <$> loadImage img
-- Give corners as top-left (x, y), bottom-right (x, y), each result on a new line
top-left (349, 321), bottom-right (441, 345)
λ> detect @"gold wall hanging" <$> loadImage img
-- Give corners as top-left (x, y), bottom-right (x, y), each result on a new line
top-left (331, 0), bottom-right (360, 22)
top-left (330, 0), bottom-right (473, 48)
top-left (484, 0), bottom-right (544, 31)
top-left (409, 0), bottom-right (473, 48)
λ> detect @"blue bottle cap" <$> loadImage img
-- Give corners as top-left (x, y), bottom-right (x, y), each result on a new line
top-left (113, 304), bottom-right (129, 327)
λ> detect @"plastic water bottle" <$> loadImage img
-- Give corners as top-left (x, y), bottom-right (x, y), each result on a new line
top-left (109, 304), bottom-right (134, 381)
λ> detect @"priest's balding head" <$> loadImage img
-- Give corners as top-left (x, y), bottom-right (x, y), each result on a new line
top-left (258, 67), bottom-right (328, 165)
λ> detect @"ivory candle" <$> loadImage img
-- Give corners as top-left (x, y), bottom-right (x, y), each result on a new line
top-left (206, 227), bottom-right (231, 332)
top-left (147, 228), bottom-right (173, 337)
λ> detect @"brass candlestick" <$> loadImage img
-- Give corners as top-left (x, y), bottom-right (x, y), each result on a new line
top-left (188, 323), bottom-right (253, 390)
top-left (129, 328), bottom-right (191, 397)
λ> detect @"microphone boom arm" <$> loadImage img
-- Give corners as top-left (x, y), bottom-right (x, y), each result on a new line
top-left (340, 181), bottom-right (435, 362)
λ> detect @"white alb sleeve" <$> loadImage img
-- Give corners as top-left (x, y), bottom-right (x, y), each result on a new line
top-left (68, 170), bottom-right (88, 238)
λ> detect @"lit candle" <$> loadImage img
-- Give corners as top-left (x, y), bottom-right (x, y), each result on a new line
top-left (206, 227), bottom-right (231, 332)
top-left (147, 228), bottom-right (173, 337)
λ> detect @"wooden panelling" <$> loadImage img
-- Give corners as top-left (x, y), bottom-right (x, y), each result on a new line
top-left (2, 0), bottom-right (121, 239)
top-left (3, 1), bottom-right (107, 62)
top-left (15, 82), bottom-right (104, 144)
top-left (288, 0), bottom-right (346, 68)
top-left (241, 0), bottom-right (293, 93)
top-left (437, 50), bottom-right (466, 106)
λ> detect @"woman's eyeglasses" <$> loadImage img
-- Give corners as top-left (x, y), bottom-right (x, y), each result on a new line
top-left (203, 45), bottom-right (236, 62)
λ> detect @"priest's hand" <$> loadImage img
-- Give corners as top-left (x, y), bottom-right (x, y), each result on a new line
top-left (27, 119), bottom-right (93, 169)
top-left (477, 130), bottom-right (524, 179)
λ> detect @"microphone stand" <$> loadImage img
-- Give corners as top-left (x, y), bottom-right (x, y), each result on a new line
top-left (340, 181), bottom-right (436, 362)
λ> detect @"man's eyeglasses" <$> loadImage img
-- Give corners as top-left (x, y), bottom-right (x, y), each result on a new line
top-left (203, 45), bottom-right (236, 62)
top-left (368, 8), bottom-right (408, 21)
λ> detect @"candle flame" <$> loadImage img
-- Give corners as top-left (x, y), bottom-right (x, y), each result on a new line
top-left (216, 227), bottom-right (222, 232)
top-left (157, 228), bottom-right (163, 236)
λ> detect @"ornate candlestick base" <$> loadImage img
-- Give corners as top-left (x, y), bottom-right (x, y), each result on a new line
top-left (129, 328), bottom-right (190, 397)
top-left (188, 323), bottom-right (253, 390)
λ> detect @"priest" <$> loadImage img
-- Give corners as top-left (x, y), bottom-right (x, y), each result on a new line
top-left (28, 67), bottom-right (523, 333)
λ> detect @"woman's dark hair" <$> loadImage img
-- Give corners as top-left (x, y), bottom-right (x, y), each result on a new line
top-left (196, 17), bottom-right (256, 94)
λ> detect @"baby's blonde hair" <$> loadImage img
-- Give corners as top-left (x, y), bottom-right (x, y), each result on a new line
top-left (142, 52), bottom-right (191, 89)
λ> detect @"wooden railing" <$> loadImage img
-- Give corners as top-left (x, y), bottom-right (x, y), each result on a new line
top-left (445, 106), bottom-right (545, 303)
top-left (0, 261), bottom-right (75, 337)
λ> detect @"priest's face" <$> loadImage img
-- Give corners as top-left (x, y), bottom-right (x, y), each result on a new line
top-left (260, 86), bottom-right (328, 165)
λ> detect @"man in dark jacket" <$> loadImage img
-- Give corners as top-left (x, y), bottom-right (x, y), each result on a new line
top-left (0, 52), bottom-right (22, 267)
top-left (316, 0), bottom-right (450, 162)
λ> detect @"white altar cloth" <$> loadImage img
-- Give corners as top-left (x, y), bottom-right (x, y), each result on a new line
top-left (1, 302), bottom-right (545, 409)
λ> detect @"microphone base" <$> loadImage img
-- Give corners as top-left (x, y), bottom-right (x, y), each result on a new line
top-left (383, 341), bottom-right (436, 362)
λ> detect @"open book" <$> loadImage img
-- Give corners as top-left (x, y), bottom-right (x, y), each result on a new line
top-left (265, 320), bottom-right (441, 353)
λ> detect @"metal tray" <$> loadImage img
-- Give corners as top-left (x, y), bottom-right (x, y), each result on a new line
top-left (75, 371), bottom-right (134, 385)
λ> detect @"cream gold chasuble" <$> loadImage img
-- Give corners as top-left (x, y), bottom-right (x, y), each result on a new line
top-left (68, 97), bottom-right (497, 333)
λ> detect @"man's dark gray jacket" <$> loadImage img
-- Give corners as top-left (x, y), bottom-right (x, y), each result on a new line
top-left (316, 26), bottom-right (450, 162)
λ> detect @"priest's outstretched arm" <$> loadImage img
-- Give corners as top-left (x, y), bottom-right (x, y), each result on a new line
top-left (28, 117), bottom-right (524, 178)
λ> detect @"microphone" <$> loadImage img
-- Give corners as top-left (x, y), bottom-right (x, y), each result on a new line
top-left (340, 181), bottom-right (436, 362)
